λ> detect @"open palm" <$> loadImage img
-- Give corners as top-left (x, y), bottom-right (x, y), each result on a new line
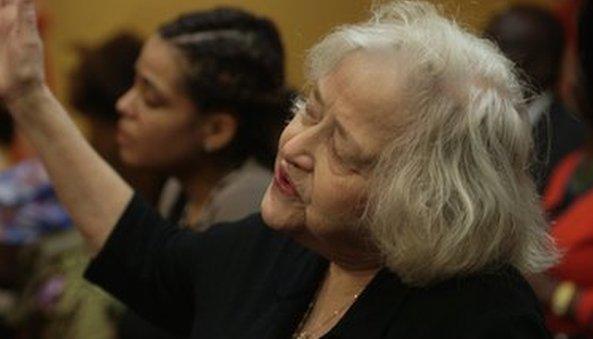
top-left (0, 0), bottom-right (45, 104)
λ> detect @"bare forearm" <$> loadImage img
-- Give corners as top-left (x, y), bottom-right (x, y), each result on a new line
top-left (8, 85), bottom-right (132, 253)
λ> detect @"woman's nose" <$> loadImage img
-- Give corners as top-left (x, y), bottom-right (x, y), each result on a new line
top-left (282, 131), bottom-right (315, 172)
top-left (116, 88), bottom-right (136, 117)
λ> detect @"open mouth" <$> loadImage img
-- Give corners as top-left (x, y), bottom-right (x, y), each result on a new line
top-left (274, 162), bottom-right (300, 199)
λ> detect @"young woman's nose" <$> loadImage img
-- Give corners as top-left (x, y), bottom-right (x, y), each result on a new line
top-left (116, 88), bottom-right (137, 118)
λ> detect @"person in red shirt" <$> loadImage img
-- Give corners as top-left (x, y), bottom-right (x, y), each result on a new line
top-left (528, 1), bottom-right (593, 337)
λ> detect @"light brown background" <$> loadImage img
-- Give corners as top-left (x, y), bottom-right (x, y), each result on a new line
top-left (45, 0), bottom-right (558, 101)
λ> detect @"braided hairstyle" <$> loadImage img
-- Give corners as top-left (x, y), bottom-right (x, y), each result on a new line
top-left (70, 33), bottom-right (143, 122)
top-left (159, 7), bottom-right (286, 168)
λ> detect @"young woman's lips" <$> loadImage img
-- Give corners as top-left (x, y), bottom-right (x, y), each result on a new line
top-left (116, 126), bottom-right (132, 146)
top-left (273, 164), bottom-right (300, 199)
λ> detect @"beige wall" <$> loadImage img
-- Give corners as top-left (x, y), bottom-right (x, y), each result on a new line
top-left (46, 0), bottom-right (559, 101)
top-left (46, 0), bottom-right (370, 100)
top-left (440, 0), bottom-right (556, 29)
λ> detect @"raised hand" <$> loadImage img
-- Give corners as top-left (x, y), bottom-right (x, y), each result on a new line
top-left (0, 0), bottom-right (132, 256)
top-left (0, 0), bottom-right (45, 105)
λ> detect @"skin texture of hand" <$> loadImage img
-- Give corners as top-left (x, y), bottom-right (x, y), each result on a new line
top-left (0, 0), bottom-right (133, 254)
top-left (0, 0), bottom-right (45, 104)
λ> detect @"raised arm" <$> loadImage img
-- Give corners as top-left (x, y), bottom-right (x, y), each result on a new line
top-left (0, 0), bottom-right (132, 252)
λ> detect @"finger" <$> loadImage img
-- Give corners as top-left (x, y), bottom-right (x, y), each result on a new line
top-left (18, 0), bottom-right (36, 17)
top-left (0, 1), bottom-right (18, 28)
top-left (17, 0), bottom-right (38, 34)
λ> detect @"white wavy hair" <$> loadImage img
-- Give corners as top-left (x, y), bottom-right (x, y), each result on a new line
top-left (306, 1), bottom-right (558, 286)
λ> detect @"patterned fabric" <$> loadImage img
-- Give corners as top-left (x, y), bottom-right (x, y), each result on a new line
top-left (9, 230), bottom-right (122, 339)
top-left (0, 158), bottom-right (72, 245)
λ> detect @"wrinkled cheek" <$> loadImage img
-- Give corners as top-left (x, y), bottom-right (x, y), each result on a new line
top-left (308, 189), bottom-right (368, 233)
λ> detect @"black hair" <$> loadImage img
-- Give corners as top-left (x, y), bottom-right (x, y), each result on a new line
top-left (70, 32), bottom-right (143, 122)
top-left (485, 5), bottom-right (565, 91)
top-left (0, 103), bottom-right (13, 145)
top-left (158, 7), bottom-right (286, 168)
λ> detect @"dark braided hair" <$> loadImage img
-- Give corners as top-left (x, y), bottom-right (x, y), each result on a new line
top-left (70, 33), bottom-right (142, 122)
top-left (159, 7), bottom-right (286, 168)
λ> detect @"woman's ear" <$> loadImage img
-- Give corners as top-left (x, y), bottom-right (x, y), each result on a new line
top-left (201, 112), bottom-right (238, 153)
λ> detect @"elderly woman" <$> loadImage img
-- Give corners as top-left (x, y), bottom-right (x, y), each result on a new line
top-left (0, 0), bottom-right (554, 338)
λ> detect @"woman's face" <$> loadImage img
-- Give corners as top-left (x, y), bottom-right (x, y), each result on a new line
top-left (116, 35), bottom-right (204, 172)
top-left (261, 51), bottom-right (401, 265)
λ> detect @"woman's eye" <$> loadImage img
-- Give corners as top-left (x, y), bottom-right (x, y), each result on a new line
top-left (330, 137), bottom-right (353, 170)
top-left (305, 104), bottom-right (320, 120)
top-left (330, 136), bottom-right (342, 160)
top-left (329, 136), bottom-right (362, 175)
top-left (143, 94), bottom-right (164, 108)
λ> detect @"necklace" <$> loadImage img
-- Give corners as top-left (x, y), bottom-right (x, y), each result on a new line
top-left (292, 291), bottom-right (361, 339)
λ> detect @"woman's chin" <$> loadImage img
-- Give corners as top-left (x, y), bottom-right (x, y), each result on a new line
top-left (261, 185), bottom-right (306, 234)
top-left (118, 149), bottom-right (142, 168)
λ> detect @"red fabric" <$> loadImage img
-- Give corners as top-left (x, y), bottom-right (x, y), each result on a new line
top-left (555, 0), bottom-right (583, 46)
top-left (543, 149), bottom-right (593, 336)
top-left (544, 151), bottom-right (583, 210)
top-left (577, 290), bottom-right (593, 329)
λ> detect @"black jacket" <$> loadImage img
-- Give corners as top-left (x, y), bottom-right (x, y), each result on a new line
top-left (85, 194), bottom-right (550, 338)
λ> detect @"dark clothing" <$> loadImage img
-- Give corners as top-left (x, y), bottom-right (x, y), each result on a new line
top-left (85, 194), bottom-right (551, 338)
top-left (118, 312), bottom-right (181, 339)
top-left (117, 160), bottom-right (271, 339)
top-left (533, 99), bottom-right (586, 193)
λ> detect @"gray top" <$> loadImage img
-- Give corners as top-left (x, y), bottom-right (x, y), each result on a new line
top-left (158, 159), bottom-right (272, 231)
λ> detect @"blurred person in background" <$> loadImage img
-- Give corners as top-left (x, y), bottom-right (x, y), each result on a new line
top-left (116, 7), bottom-right (283, 232)
top-left (485, 5), bottom-right (586, 193)
top-left (527, 0), bottom-right (593, 337)
top-left (0, 103), bottom-right (72, 339)
top-left (0, 105), bottom-right (14, 170)
top-left (70, 32), bottom-right (166, 205)
top-left (113, 7), bottom-right (287, 339)
top-left (0, 126), bottom-right (72, 339)
top-left (556, 0), bottom-right (584, 115)
top-left (0, 104), bottom-right (35, 169)
top-left (5, 32), bottom-right (158, 339)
